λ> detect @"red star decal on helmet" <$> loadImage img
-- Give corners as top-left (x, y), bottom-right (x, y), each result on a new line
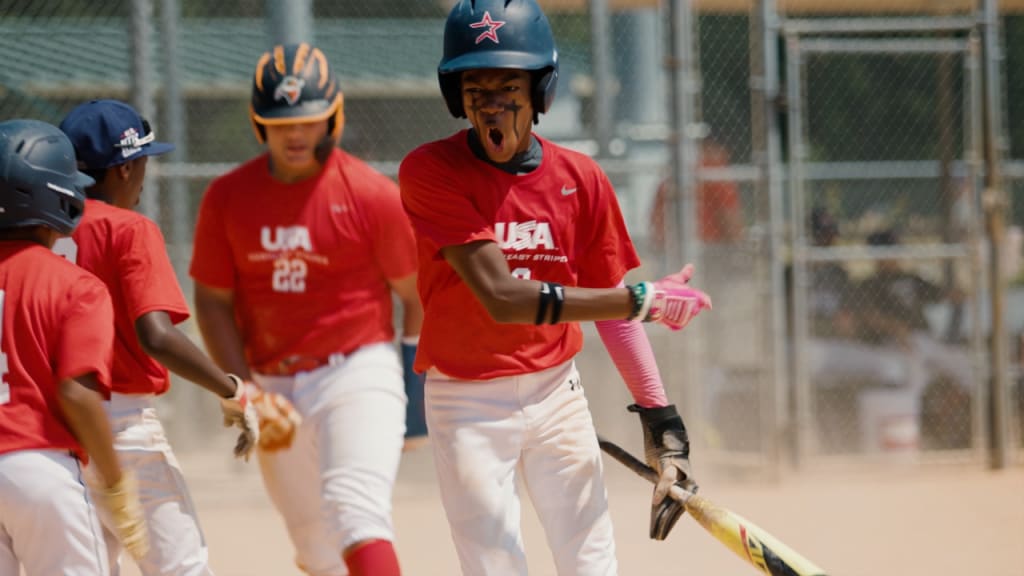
top-left (469, 11), bottom-right (505, 45)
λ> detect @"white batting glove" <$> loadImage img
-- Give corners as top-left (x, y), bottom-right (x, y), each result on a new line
top-left (632, 264), bottom-right (712, 331)
top-left (220, 374), bottom-right (259, 461)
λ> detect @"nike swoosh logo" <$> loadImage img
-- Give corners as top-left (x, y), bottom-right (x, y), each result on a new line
top-left (561, 186), bottom-right (577, 196)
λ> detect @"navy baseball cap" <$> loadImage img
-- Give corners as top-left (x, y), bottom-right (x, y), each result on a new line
top-left (59, 99), bottom-right (175, 170)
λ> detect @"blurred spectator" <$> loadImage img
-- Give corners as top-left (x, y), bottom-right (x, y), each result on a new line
top-left (807, 207), bottom-right (857, 338)
top-left (856, 229), bottom-right (963, 347)
top-left (649, 140), bottom-right (743, 253)
top-left (854, 229), bottom-right (974, 448)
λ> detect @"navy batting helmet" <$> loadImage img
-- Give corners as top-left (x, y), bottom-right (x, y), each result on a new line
top-left (0, 119), bottom-right (91, 235)
top-left (438, 0), bottom-right (559, 122)
top-left (250, 42), bottom-right (345, 144)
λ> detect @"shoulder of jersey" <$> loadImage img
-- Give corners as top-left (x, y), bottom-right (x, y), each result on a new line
top-left (36, 245), bottom-right (105, 284)
top-left (209, 154), bottom-right (270, 192)
top-left (402, 132), bottom-right (466, 173)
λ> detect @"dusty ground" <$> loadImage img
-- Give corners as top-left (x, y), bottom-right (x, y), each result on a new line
top-left (112, 439), bottom-right (1024, 576)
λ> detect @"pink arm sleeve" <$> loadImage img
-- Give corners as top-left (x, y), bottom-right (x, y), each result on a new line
top-left (595, 281), bottom-right (668, 408)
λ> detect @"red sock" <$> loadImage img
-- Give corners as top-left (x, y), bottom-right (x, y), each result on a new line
top-left (344, 539), bottom-right (401, 576)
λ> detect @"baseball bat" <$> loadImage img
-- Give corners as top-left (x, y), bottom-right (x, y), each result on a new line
top-left (597, 435), bottom-right (828, 576)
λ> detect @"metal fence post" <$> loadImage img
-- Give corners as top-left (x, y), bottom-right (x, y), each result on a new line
top-left (266, 0), bottom-right (314, 46)
top-left (130, 0), bottom-right (159, 222)
top-left (981, 0), bottom-right (1011, 469)
top-left (752, 0), bottom-right (788, 473)
top-left (589, 0), bottom-right (614, 158)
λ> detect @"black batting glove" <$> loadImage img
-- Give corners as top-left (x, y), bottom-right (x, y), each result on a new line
top-left (629, 403), bottom-right (698, 540)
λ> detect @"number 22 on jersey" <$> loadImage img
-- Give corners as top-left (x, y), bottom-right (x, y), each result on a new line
top-left (273, 258), bottom-right (307, 293)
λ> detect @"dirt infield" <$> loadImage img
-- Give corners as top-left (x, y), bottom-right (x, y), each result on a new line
top-left (113, 441), bottom-right (1024, 576)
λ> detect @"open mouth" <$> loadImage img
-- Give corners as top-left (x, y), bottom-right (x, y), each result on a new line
top-left (487, 128), bottom-right (504, 150)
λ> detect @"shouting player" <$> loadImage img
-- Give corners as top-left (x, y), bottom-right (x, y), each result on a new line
top-left (0, 119), bottom-right (147, 575)
top-left (190, 43), bottom-right (422, 576)
top-left (399, 0), bottom-right (711, 573)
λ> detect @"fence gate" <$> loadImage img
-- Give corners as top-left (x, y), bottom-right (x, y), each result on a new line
top-left (783, 18), bottom-right (987, 465)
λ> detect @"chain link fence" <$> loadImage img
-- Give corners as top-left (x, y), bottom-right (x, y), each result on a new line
top-left (3, 0), bottom-right (1022, 471)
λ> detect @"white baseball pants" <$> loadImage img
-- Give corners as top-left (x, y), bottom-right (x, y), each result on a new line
top-left (426, 360), bottom-right (618, 576)
top-left (254, 342), bottom-right (406, 576)
top-left (86, 393), bottom-right (213, 576)
top-left (0, 450), bottom-right (109, 576)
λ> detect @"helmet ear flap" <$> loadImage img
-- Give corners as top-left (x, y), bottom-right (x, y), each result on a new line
top-left (439, 73), bottom-right (465, 119)
top-left (531, 67), bottom-right (558, 123)
top-left (249, 105), bottom-right (267, 144)
top-left (327, 93), bottom-right (345, 142)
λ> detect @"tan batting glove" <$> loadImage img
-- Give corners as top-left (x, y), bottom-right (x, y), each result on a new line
top-left (247, 383), bottom-right (302, 452)
top-left (220, 374), bottom-right (259, 461)
top-left (95, 471), bottom-right (149, 561)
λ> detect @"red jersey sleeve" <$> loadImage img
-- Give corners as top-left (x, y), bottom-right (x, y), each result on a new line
top-left (365, 175), bottom-right (418, 281)
top-left (116, 219), bottom-right (189, 324)
top-left (399, 147), bottom-right (495, 255)
top-left (56, 276), bottom-right (114, 394)
top-left (190, 182), bottom-right (235, 289)
top-left (577, 168), bottom-right (641, 289)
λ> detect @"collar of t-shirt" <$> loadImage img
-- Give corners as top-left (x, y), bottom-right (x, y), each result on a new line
top-left (467, 129), bottom-right (542, 175)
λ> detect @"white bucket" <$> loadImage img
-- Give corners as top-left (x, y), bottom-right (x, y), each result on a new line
top-left (858, 388), bottom-right (921, 458)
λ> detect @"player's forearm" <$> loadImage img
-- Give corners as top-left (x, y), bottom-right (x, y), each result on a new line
top-left (476, 279), bottom-right (632, 324)
top-left (57, 376), bottom-right (123, 487)
top-left (443, 241), bottom-right (632, 323)
top-left (595, 318), bottom-right (669, 408)
top-left (136, 311), bottom-right (237, 397)
top-left (147, 329), bottom-right (237, 398)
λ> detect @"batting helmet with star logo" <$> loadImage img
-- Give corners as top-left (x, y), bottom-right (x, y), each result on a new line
top-left (438, 0), bottom-right (559, 123)
top-left (250, 42), bottom-right (345, 145)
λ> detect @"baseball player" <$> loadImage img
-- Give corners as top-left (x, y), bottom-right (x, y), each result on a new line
top-left (58, 99), bottom-right (262, 576)
top-left (190, 43), bottom-right (422, 576)
top-left (398, 1), bottom-right (712, 573)
top-left (0, 119), bottom-right (147, 575)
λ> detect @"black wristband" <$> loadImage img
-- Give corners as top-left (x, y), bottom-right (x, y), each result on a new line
top-left (548, 283), bottom-right (565, 324)
top-left (536, 282), bottom-right (564, 325)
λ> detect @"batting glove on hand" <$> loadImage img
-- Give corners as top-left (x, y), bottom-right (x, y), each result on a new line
top-left (629, 403), bottom-right (698, 540)
top-left (247, 383), bottom-right (302, 452)
top-left (95, 471), bottom-right (149, 561)
top-left (633, 264), bottom-right (712, 331)
top-left (220, 374), bottom-right (259, 461)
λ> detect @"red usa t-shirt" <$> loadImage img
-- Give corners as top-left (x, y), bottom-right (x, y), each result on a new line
top-left (72, 199), bottom-right (190, 395)
top-left (0, 242), bottom-right (114, 461)
top-left (399, 130), bottom-right (640, 380)
top-left (190, 149), bottom-right (417, 371)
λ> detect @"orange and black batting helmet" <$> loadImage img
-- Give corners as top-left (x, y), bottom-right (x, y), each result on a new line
top-left (249, 42), bottom-right (344, 145)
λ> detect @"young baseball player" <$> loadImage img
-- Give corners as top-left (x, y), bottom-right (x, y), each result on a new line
top-left (190, 43), bottom-right (423, 576)
top-left (0, 118), bottom-right (147, 575)
top-left (398, 1), bottom-right (712, 573)
top-left (58, 99), bottom-right (261, 576)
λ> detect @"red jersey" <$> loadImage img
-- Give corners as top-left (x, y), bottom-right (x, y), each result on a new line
top-left (0, 242), bottom-right (114, 461)
top-left (190, 148), bottom-right (417, 371)
top-left (72, 198), bottom-right (190, 395)
top-left (399, 131), bottom-right (640, 380)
